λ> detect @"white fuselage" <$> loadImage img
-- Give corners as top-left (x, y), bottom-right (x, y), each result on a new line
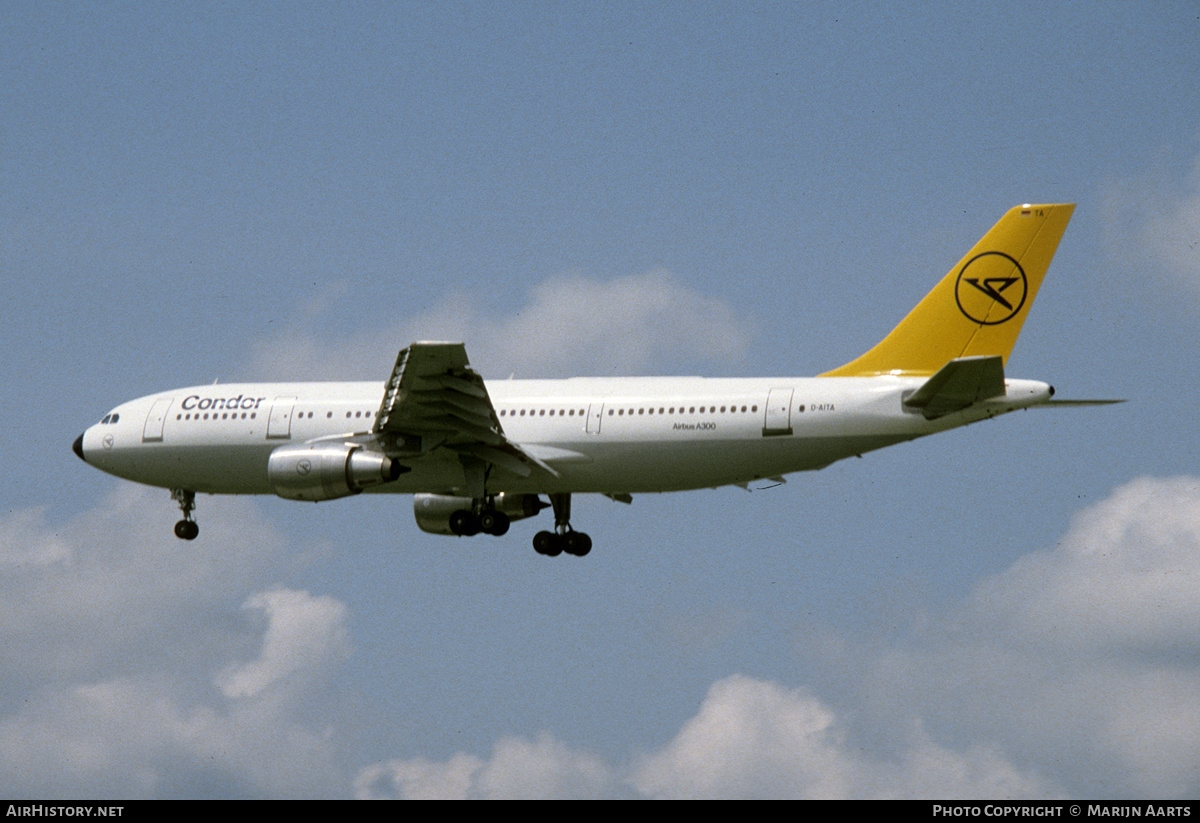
top-left (77, 375), bottom-right (1052, 498)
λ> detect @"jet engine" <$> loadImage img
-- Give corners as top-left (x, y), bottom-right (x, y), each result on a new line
top-left (268, 443), bottom-right (402, 501)
top-left (413, 492), bottom-right (547, 535)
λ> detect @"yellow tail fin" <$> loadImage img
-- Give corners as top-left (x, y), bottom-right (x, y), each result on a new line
top-left (821, 203), bottom-right (1075, 377)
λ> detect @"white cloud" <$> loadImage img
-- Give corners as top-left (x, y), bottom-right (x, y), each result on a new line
top-left (250, 269), bottom-right (753, 381)
top-left (857, 475), bottom-right (1200, 798)
top-left (964, 475), bottom-right (1200, 656)
top-left (632, 675), bottom-right (852, 799)
top-left (632, 675), bottom-right (1058, 799)
top-left (0, 488), bottom-right (350, 798)
top-left (354, 475), bottom-right (1200, 799)
top-left (1103, 146), bottom-right (1200, 293)
top-left (355, 675), bottom-right (1055, 799)
top-left (216, 587), bottom-right (350, 701)
top-left (19, 467), bottom-right (1200, 796)
top-left (0, 673), bottom-right (345, 798)
top-left (471, 732), bottom-right (613, 799)
top-left (355, 753), bottom-right (485, 800)
top-left (1140, 156), bottom-right (1200, 288)
top-left (0, 485), bottom-right (290, 689)
top-left (356, 732), bottom-right (613, 799)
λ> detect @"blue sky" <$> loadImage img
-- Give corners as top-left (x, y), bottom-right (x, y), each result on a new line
top-left (3, 1), bottom-right (1200, 798)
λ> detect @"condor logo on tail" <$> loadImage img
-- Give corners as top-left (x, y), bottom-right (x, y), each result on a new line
top-left (954, 251), bottom-right (1027, 325)
top-left (820, 204), bottom-right (1074, 377)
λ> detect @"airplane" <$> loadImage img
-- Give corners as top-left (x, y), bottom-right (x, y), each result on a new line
top-left (73, 203), bottom-right (1115, 556)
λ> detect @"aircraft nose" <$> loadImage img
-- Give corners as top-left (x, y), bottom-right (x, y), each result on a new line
top-left (73, 433), bottom-right (86, 462)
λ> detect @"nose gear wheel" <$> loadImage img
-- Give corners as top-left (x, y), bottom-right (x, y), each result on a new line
top-left (171, 489), bottom-right (199, 540)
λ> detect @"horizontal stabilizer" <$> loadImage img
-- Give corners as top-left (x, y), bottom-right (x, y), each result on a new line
top-left (904, 355), bottom-right (1005, 419)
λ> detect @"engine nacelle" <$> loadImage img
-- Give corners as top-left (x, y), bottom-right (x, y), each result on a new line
top-left (413, 493), bottom-right (546, 535)
top-left (268, 443), bottom-right (402, 502)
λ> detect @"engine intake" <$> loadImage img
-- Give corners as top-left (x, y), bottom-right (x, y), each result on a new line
top-left (269, 443), bottom-right (402, 501)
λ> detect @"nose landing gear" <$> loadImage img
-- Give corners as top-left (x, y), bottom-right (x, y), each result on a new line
top-left (171, 488), bottom-right (199, 540)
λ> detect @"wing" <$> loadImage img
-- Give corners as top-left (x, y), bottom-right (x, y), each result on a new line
top-left (373, 342), bottom-right (555, 478)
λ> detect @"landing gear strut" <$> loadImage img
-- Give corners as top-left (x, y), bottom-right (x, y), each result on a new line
top-left (171, 488), bottom-right (199, 540)
top-left (533, 493), bottom-right (591, 557)
top-left (449, 459), bottom-right (590, 555)
top-left (447, 458), bottom-right (511, 537)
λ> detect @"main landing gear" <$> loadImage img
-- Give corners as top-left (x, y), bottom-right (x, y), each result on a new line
top-left (446, 492), bottom-right (592, 557)
top-left (448, 504), bottom-right (511, 537)
top-left (450, 457), bottom-right (590, 556)
top-left (171, 488), bottom-right (199, 541)
top-left (447, 458), bottom-right (515, 539)
top-left (532, 493), bottom-right (592, 557)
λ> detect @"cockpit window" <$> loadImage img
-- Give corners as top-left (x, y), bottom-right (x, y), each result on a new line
top-left (100, 413), bottom-right (120, 424)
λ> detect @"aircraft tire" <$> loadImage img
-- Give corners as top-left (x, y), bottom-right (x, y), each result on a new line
top-left (564, 532), bottom-right (592, 557)
top-left (449, 509), bottom-right (481, 536)
top-left (480, 510), bottom-right (510, 536)
top-left (533, 530), bottom-right (562, 556)
top-left (174, 520), bottom-right (199, 540)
